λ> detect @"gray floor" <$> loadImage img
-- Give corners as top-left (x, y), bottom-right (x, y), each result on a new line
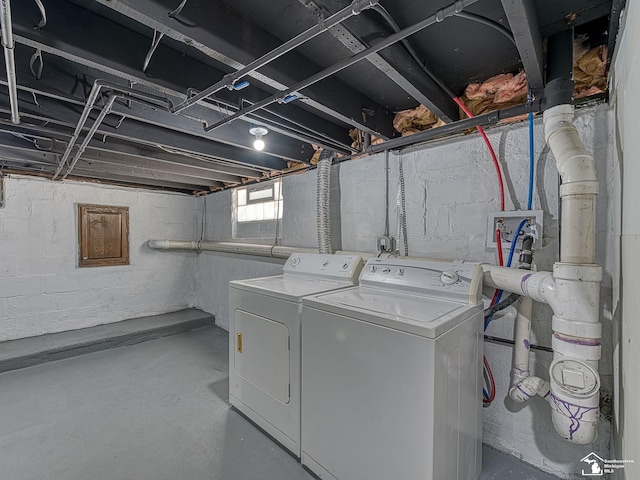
top-left (0, 327), bottom-right (560, 480)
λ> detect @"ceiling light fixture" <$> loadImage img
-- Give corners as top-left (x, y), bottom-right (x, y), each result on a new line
top-left (249, 126), bottom-right (268, 151)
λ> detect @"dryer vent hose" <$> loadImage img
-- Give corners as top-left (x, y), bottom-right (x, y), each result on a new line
top-left (317, 149), bottom-right (333, 254)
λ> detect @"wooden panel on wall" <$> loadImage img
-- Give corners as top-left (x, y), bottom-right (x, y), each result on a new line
top-left (78, 204), bottom-right (129, 267)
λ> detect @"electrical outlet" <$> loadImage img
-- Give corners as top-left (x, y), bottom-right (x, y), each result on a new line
top-left (377, 236), bottom-right (396, 253)
top-left (486, 210), bottom-right (543, 250)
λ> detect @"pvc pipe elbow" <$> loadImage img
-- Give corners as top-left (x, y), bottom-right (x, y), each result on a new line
top-left (509, 374), bottom-right (550, 403)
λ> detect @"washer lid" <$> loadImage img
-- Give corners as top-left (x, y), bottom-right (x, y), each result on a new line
top-left (302, 286), bottom-right (482, 338)
top-left (230, 275), bottom-right (357, 302)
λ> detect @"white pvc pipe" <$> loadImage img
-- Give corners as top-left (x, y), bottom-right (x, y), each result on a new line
top-left (509, 296), bottom-right (550, 403)
top-left (147, 240), bottom-right (318, 259)
top-left (483, 105), bottom-right (603, 444)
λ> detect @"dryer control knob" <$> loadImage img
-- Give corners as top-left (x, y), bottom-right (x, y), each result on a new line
top-left (290, 256), bottom-right (300, 266)
top-left (441, 271), bottom-right (459, 285)
top-left (370, 265), bottom-right (377, 273)
top-left (342, 263), bottom-right (350, 269)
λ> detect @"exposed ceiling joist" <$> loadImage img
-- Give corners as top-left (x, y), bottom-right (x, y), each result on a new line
top-left (0, 93), bottom-right (290, 171)
top-left (10, 1), bottom-right (333, 161)
top-left (501, 0), bottom-right (545, 95)
top-left (301, 0), bottom-right (460, 121)
top-left (74, 0), bottom-right (396, 140)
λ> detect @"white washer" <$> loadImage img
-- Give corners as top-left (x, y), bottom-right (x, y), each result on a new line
top-left (229, 253), bottom-right (363, 457)
top-left (301, 257), bottom-right (484, 480)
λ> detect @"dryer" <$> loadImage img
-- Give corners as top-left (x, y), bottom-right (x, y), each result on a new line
top-left (229, 253), bottom-right (363, 457)
top-left (301, 257), bottom-right (484, 480)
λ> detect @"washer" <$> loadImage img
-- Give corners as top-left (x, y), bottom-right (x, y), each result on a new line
top-left (229, 253), bottom-right (363, 457)
top-left (301, 257), bottom-right (484, 480)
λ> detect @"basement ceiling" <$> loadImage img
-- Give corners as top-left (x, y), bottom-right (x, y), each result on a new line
top-left (0, 0), bottom-right (623, 193)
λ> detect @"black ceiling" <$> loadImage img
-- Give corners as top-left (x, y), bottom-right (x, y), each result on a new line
top-left (0, 0), bottom-right (620, 193)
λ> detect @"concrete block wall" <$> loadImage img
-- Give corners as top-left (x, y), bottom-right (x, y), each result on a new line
top-left (0, 175), bottom-right (199, 341)
top-left (196, 103), bottom-right (617, 478)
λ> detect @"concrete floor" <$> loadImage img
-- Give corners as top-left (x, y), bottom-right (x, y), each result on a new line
top-left (0, 327), bottom-right (560, 480)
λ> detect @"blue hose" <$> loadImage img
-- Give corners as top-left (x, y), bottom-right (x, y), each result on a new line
top-left (527, 112), bottom-right (534, 210)
top-left (485, 218), bottom-right (529, 330)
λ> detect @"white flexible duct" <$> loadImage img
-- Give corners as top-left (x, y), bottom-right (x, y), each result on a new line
top-left (0, 0), bottom-right (19, 124)
top-left (482, 104), bottom-right (602, 444)
top-left (317, 149), bottom-right (333, 254)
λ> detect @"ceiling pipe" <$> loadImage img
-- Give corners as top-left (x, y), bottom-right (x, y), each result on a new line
top-left (170, 0), bottom-right (380, 114)
top-left (52, 79), bottom-right (173, 180)
top-left (0, 0), bottom-right (19, 124)
top-left (203, 0), bottom-right (480, 133)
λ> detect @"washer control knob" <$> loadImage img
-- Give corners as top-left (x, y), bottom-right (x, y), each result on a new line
top-left (323, 260), bottom-right (330, 267)
top-left (441, 271), bottom-right (459, 285)
top-left (370, 265), bottom-right (377, 273)
top-left (382, 267), bottom-right (391, 273)
top-left (397, 268), bottom-right (404, 276)
top-left (342, 263), bottom-right (350, 270)
top-left (290, 256), bottom-right (300, 267)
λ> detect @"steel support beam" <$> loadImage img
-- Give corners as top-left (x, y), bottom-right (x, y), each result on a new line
top-left (82, 0), bottom-right (395, 138)
top-left (501, 0), bottom-right (545, 96)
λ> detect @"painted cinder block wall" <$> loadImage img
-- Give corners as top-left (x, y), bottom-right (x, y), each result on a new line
top-left (0, 176), bottom-right (199, 342)
top-left (196, 104), bottom-right (616, 478)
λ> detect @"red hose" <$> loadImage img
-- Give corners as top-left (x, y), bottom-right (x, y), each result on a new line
top-left (483, 356), bottom-right (497, 404)
top-left (495, 228), bottom-right (504, 267)
top-left (453, 97), bottom-right (505, 211)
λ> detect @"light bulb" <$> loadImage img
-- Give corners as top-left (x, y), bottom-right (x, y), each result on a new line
top-left (249, 126), bottom-right (268, 151)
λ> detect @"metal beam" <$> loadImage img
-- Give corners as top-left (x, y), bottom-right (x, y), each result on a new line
top-left (82, 0), bottom-right (396, 138)
top-left (501, 0), bottom-right (545, 96)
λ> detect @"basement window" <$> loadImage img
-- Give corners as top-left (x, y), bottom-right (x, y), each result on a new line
top-left (236, 180), bottom-right (283, 223)
top-left (78, 204), bottom-right (130, 267)
top-left (233, 179), bottom-right (283, 240)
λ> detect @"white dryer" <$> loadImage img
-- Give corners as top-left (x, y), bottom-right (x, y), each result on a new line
top-left (301, 257), bottom-right (484, 480)
top-left (229, 253), bottom-right (363, 457)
